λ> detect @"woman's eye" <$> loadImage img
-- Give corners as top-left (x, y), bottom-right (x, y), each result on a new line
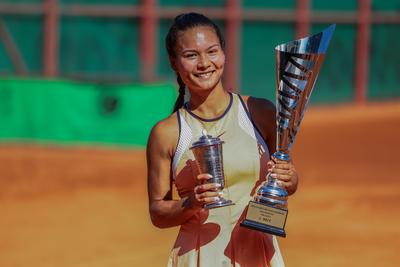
top-left (184, 53), bottom-right (197, 58)
top-left (208, 50), bottom-right (217, 54)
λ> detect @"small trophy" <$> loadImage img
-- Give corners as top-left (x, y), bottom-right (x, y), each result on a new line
top-left (241, 24), bottom-right (336, 237)
top-left (190, 130), bottom-right (234, 209)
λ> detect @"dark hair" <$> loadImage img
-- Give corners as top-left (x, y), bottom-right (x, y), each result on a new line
top-left (166, 12), bottom-right (226, 113)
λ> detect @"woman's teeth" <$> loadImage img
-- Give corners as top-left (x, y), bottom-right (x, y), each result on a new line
top-left (196, 71), bottom-right (213, 78)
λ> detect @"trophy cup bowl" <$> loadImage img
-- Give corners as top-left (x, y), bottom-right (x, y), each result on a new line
top-left (190, 130), bottom-right (234, 209)
top-left (241, 24), bottom-right (336, 237)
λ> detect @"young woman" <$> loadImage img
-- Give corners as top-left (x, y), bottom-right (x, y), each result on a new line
top-left (147, 12), bottom-right (299, 267)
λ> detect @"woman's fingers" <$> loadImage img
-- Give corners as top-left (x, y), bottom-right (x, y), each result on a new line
top-left (267, 161), bottom-right (275, 169)
top-left (270, 172), bottom-right (292, 182)
top-left (266, 156), bottom-right (299, 195)
top-left (194, 182), bottom-right (221, 193)
top-left (269, 162), bottom-right (291, 170)
top-left (193, 173), bottom-right (222, 206)
top-left (196, 173), bottom-right (221, 191)
top-left (276, 180), bottom-right (297, 194)
top-left (193, 185), bottom-right (222, 205)
top-left (268, 160), bottom-right (299, 195)
top-left (197, 173), bottom-right (212, 182)
top-left (195, 191), bottom-right (221, 201)
top-left (277, 181), bottom-right (290, 189)
top-left (270, 166), bottom-right (294, 180)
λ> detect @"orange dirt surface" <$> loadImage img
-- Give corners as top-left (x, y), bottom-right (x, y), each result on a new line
top-left (1, 101), bottom-right (400, 267)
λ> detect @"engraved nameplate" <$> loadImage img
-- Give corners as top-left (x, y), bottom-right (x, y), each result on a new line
top-left (245, 201), bottom-right (288, 229)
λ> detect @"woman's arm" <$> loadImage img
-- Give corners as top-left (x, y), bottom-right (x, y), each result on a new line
top-left (147, 117), bottom-right (220, 228)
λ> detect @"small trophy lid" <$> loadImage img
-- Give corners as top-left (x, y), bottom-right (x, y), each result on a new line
top-left (190, 129), bottom-right (224, 149)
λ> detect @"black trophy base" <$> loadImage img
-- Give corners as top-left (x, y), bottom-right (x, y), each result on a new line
top-left (204, 198), bottom-right (234, 209)
top-left (241, 219), bottom-right (286, 237)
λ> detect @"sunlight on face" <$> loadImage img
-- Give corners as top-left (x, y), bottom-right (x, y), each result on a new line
top-left (195, 31), bottom-right (207, 47)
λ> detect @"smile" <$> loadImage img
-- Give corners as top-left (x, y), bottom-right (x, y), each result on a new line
top-left (194, 71), bottom-right (215, 79)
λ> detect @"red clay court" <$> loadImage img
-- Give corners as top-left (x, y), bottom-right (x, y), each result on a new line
top-left (1, 101), bottom-right (400, 267)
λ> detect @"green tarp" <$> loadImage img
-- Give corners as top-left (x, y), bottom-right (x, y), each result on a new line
top-left (0, 78), bottom-right (177, 146)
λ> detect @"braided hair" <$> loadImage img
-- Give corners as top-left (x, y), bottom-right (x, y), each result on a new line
top-left (165, 12), bottom-right (225, 113)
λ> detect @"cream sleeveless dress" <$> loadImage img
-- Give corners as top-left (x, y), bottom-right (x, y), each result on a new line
top-left (168, 93), bottom-right (285, 267)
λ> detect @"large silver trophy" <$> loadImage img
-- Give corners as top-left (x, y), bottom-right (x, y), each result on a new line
top-left (190, 130), bottom-right (234, 209)
top-left (241, 24), bottom-right (336, 237)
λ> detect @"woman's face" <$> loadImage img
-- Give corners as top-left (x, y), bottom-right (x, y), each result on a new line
top-left (171, 26), bottom-right (225, 93)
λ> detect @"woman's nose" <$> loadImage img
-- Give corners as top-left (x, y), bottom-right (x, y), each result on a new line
top-left (197, 54), bottom-right (211, 69)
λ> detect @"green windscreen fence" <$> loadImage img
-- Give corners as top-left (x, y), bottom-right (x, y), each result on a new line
top-left (368, 24), bottom-right (400, 99)
top-left (240, 22), bottom-right (294, 102)
top-left (0, 1), bottom-right (399, 105)
top-left (59, 17), bottom-right (141, 80)
top-left (0, 78), bottom-right (176, 146)
top-left (0, 15), bottom-right (43, 74)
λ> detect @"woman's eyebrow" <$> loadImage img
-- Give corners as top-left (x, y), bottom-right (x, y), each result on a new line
top-left (207, 44), bottom-right (220, 50)
top-left (181, 49), bottom-right (198, 53)
top-left (181, 44), bottom-right (220, 54)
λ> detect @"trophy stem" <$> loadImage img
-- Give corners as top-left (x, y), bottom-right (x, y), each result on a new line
top-left (204, 198), bottom-right (234, 209)
top-left (273, 151), bottom-right (290, 161)
top-left (255, 151), bottom-right (289, 209)
top-left (204, 186), bottom-right (234, 209)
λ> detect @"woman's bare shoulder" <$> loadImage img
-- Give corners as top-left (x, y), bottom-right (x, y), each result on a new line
top-left (151, 112), bottom-right (179, 135)
top-left (239, 94), bottom-right (276, 147)
top-left (240, 95), bottom-right (275, 115)
top-left (147, 112), bottom-right (180, 157)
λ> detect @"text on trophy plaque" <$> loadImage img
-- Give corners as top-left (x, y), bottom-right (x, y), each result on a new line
top-left (245, 201), bottom-right (288, 229)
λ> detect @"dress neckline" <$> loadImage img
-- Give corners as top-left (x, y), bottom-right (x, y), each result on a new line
top-left (184, 92), bottom-right (233, 122)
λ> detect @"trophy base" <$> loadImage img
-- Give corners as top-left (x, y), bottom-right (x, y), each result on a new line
top-left (241, 219), bottom-right (286, 237)
top-left (204, 199), bottom-right (234, 209)
top-left (240, 201), bottom-right (288, 237)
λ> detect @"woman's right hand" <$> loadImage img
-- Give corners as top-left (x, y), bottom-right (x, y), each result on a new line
top-left (190, 173), bottom-right (222, 208)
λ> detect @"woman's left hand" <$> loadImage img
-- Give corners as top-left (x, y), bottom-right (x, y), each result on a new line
top-left (267, 157), bottom-right (299, 195)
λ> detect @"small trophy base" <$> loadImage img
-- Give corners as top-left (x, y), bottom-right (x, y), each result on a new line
top-left (204, 199), bottom-right (234, 209)
top-left (240, 201), bottom-right (288, 237)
